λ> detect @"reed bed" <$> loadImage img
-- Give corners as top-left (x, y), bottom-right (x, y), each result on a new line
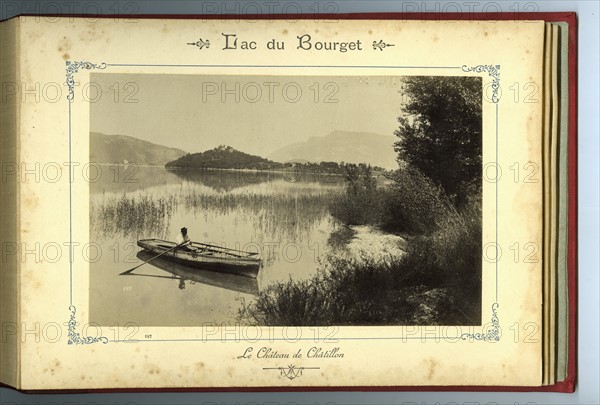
top-left (90, 186), bottom-right (342, 244)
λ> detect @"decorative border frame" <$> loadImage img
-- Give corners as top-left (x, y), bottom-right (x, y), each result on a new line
top-left (66, 60), bottom-right (109, 346)
top-left (65, 61), bottom-right (501, 350)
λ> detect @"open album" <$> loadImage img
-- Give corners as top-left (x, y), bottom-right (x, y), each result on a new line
top-left (0, 13), bottom-right (577, 391)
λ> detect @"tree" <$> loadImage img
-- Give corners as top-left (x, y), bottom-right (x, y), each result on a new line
top-left (343, 163), bottom-right (361, 196)
top-left (394, 76), bottom-right (482, 205)
top-left (359, 164), bottom-right (377, 192)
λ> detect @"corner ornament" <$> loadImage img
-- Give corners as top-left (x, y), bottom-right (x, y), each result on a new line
top-left (462, 64), bottom-right (500, 103)
top-left (461, 303), bottom-right (500, 342)
top-left (67, 306), bottom-right (108, 345)
top-left (65, 61), bottom-right (107, 102)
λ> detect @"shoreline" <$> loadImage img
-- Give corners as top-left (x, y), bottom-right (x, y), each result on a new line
top-left (165, 165), bottom-right (390, 178)
top-left (329, 224), bottom-right (407, 264)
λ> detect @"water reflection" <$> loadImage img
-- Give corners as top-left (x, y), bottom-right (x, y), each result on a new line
top-left (170, 167), bottom-right (345, 192)
top-left (123, 251), bottom-right (259, 295)
top-left (91, 165), bottom-right (181, 194)
top-left (170, 168), bottom-right (272, 192)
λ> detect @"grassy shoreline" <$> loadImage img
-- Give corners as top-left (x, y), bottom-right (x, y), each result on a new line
top-left (238, 165), bottom-right (482, 326)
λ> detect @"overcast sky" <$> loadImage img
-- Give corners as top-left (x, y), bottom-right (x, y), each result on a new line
top-left (90, 73), bottom-right (405, 156)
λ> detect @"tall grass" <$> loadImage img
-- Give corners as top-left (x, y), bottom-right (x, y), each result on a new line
top-left (90, 186), bottom-right (341, 243)
top-left (90, 193), bottom-right (177, 239)
top-left (239, 256), bottom-right (418, 326)
top-left (393, 193), bottom-right (482, 323)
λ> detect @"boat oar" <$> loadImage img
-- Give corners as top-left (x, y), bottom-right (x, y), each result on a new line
top-left (119, 242), bottom-right (187, 275)
top-left (120, 272), bottom-right (181, 280)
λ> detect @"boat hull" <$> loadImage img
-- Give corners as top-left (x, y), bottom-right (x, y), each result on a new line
top-left (135, 251), bottom-right (259, 295)
top-left (137, 239), bottom-right (261, 278)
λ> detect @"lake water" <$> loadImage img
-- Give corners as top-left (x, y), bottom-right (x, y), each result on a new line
top-left (89, 166), bottom-right (345, 326)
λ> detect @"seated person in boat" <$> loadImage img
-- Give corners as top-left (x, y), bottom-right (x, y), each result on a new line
top-left (176, 227), bottom-right (196, 252)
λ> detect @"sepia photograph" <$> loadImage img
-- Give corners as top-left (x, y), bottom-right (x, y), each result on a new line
top-left (88, 73), bottom-right (482, 327)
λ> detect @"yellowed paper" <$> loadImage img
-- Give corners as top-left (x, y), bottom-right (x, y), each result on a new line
top-left (8, 17), bottom-right (545, 389)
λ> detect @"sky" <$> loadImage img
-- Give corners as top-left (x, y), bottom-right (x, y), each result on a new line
top-left (90, 73), bottom-right (407, 156)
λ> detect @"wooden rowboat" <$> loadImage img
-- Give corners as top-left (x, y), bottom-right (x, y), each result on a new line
top-left (137, 239), bottom-right (261, 278)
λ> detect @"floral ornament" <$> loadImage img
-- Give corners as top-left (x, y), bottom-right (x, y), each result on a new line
top-left (65, 61), bottom-right (107, 101)
top-left (187, 38), bottom-right (211, 50)
top-left (373, 40), bottom-right (395, 51)
top-left (462, 64), bottom-right (501, 103)
top-left (67, 306), bottom-right (108, 345)
top-left (461, 303), bottom-right (500, 342)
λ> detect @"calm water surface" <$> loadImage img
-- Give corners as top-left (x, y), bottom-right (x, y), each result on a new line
top-left (89, 166), bottom-right (344, 326)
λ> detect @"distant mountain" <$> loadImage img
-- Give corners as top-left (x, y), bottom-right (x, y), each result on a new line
top-left (268, 130), bottom-right (398, 170)
top-left (166, 145), bottom-right (284, 170)
top-left (90, 132), bottom-right (186, 166)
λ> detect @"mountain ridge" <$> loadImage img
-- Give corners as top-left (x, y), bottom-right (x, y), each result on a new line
top-left (90, 132), bottom-right (187, 166)
top-left (268, 130), bottom-right (398, 169)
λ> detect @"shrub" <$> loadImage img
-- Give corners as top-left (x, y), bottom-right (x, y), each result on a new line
top-left (238, 256), bottom-right (419, 326)
top-left (378, 166), bottom-right (452, 234)
top-left (392, 191), bottom-right (482, 323)
top-left (238, 236), bottom-right (482, 326)
top-left (329, 164), bottom-right (383, 226)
